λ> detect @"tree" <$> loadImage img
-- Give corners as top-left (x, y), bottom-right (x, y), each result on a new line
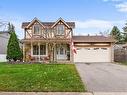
top-left (123, 22), bottom-right (127, 32)
top-left (123, 22), bottom-right (127, 42)
top-left (6, 23), bottom-right (23, 61)
top-left (110, 26), bottom-right (122, 44)
top-left (99, 30), bottom-right (110, 37)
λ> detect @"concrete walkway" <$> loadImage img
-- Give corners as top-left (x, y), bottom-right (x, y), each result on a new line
top-left (0, 92), bottom-right (92, 95)
top-left (0, 92), bottom-right (127, 95)
top-left (76, 63), bottom-right (127, 92)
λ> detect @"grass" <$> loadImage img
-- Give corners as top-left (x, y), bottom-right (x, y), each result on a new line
top-left (118, 61), bottom-right (127, 65)
top-left (0, 63), bottom-right (85, 92)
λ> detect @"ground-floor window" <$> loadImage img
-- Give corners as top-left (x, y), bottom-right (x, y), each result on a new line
top-left (40, 45), bottom-right (46, 55)
top-left (33, 44), bottom-right (46, 55)
top-left (33, 45), bottom-right (39, 55)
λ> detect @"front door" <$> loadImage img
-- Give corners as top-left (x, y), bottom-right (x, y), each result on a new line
top-left (57, 47), bottom-right (67, 60)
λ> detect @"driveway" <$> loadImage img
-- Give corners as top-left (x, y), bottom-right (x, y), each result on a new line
top-left (76, 63), bottom-right (127, 92)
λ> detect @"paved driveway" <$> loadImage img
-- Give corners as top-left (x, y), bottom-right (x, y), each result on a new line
top-left (76, 63), bottom-right (127, 92)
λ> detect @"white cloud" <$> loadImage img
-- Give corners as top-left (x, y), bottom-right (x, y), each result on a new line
top-left (115, 2), bottom-right (127, 12)
top-left (76, 20), bottom-right (111, 29)
top-left (76, 19), bottom-right (123, 29)
top-left (0, 17), bottom-right (24, 39)
top-left (102, 0), bottom-right (127, 13)
top-left (74, 19), bottom-right (124, 35)
top-left (0, 14), bottom-right (27, 39)
top-left (103, 0), bottom-right (122, 2)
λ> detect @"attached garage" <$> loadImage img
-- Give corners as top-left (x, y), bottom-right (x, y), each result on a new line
top-left (73, 36), bottom-right (114, 63)
top-left (74, 47), bottom-right (111, 62)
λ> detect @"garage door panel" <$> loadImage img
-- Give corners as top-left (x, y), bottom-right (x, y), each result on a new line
top-left (74, 47), bottom-right (111, 62)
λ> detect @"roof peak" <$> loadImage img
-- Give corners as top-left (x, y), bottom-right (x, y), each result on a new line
top-left (22, 18), bottom-right (75, 28)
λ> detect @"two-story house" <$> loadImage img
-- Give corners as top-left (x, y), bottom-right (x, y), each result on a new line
top-left (22, 18), bottom-right (114, 63)
top-left (22, 18), bottom-right (74, 62)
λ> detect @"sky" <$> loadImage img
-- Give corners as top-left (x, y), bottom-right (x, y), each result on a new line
top-left (0, 0), bottom-right (127, 39)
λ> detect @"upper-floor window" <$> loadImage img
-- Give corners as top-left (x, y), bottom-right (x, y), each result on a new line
top-left (33, 25), bottom-right (41, 35)
top-left (56, 25), bottom-right (64, 35)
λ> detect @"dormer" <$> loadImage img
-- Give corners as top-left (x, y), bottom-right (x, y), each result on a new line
top-left (56, 24), bottom-right (65, 35)
top-left (33, 24), bottom-right (41, 35)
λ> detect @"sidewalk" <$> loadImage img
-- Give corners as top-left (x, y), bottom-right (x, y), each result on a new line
top-left (0, 92), bottom-right (127, 95)
top-left (0, 92), bottom-right (92, 95)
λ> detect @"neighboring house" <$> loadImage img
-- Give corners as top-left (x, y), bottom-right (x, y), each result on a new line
top-left (0, 31), bottom-right (10, 62)
top-left (22, 18), bottom-right (114, 63)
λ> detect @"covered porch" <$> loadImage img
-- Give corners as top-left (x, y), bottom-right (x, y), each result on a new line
top-left (22, 39), bottom-right (73, 63)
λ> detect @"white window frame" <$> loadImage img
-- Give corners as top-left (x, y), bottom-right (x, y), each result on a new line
top-left (32, 44), bottom-right (47, 56)
top-left (56, 24), bottom-right (65, 35)
top-left (93, 48), bottom-right (99, 50)
top-left (33, 25), bottom-right (41, 35)
top-left (40, 44), bottom-right (46, 55)
top-left (101, 48), bottom-right (108, 50)
top-left (33, 45), bottom-right (39, 55)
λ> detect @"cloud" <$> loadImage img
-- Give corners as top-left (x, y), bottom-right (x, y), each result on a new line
top-left (102, 0), bottom-right (127, 13)
top-left (103, 0), bottom-right (122, 2)
top-left (0, 17), bottom-right (24, 39)
top-left (0, 13), bottom-right (28, 39)
top-left (74, 19), bottom-right (124, 35)
top-left (115, 2), bottom-right (127, 12)
top-left (75, 19), bottom-right (123, 29)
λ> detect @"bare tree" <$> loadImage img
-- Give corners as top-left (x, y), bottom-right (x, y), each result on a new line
top-left (99, 30), bottom-right (110, 37)
top-left (0, 19), bottom-right (8, 31)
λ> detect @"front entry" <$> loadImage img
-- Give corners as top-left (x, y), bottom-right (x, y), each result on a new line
top-left (56, 46), bottom-right (67, 60)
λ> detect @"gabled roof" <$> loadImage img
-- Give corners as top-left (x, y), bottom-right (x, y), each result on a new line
top-left (51, 18), bottom-right (70, 28)
top-left (22, 18), bottom-right (75, 29)
top-left (26, 17), bottom-right (45, 28)
top-left (73, 36), bottom-right (115, 42)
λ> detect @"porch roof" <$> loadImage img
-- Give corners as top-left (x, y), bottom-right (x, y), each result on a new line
top-left (21, 38), bottom-right (71, 43)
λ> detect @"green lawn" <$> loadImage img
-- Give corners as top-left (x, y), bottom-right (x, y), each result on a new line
top-left (119, 62), bottom-right (127, 65)
top-left (0, 63), bottom-right (85, 92)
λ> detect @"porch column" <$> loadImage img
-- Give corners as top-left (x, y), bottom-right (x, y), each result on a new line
top-left (38, 42), bottom-right (40, 62)
top-left (30, 41), bottom-right (33, 62)
top-left (31, 41), bottom-right (33, 56)
top-left (23, 43), bottom-right (25, 62)
top-left (54, 43), bottom-right (57, 61)
top-left (46, 43), bottom-right (48, 56)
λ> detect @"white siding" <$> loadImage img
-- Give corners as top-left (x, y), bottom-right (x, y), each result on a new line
top-left (0, 54), bottom-right (7, 62)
